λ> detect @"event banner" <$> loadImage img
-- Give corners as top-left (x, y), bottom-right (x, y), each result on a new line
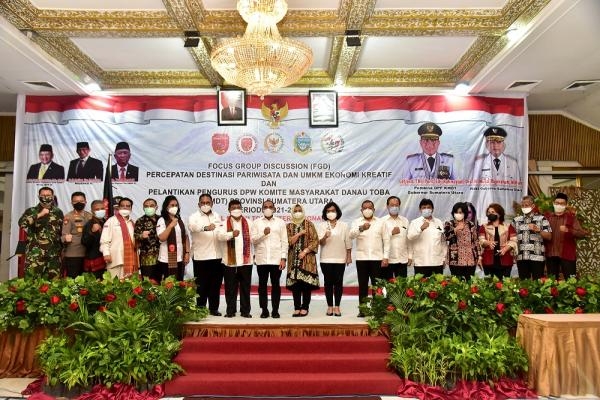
top-left (11, 94), bottom-right (527, 280)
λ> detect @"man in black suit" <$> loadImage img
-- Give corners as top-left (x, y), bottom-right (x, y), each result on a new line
top-left (220, 91), bottom-right (243, 121)
top-left (26, 144), bottom-right (65, 181)
top-left (111, 141), bottom-right (139, 182)
top-left (67, 142), bottom-right (104, 181)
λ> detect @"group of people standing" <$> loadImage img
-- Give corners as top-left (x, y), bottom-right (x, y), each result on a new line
top-left (18, 187), bottom-right (586, 319)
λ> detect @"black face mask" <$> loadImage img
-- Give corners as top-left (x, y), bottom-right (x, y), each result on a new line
top-left (73, 202), bottom-right (85, 211)
top-left (39, 196), bottom-right (53, 205)
top-left (487, 214), bottom-right (498, 222)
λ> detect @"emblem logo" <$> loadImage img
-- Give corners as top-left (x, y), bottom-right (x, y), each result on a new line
top-left (293, 132), bottom-right (312, 155)
top-left (211, 133), bottom-right (229, 155)
top-left (264, 132), bottom-right (284, 153)
top-left (427, 124), bottom-right (435, 133)
top-left (261, 98), bottom-right (289, 129)
top-left (492, 128), bottom-right (498, 134)
top-left (320, 131), bottom-right (344, 154)
top-left (237, 134), bottom-right (257, 155)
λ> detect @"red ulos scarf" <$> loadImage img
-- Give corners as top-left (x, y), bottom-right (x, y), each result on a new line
top-left (226, 216), bottom-right (250, 266)
top-left (115, 213), bottom-right (138, 276)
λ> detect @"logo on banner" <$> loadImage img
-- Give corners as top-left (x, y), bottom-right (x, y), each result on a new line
top-left (320, 131), bottom-right (344, 154)
top-left (261, 98), bottom-right (288, 129)
top-left (211, 133), bottom-right (229, 155)
top-left (264, 132), bottom-right (283, 153)
top-left (293, 132), bottom-right (312, 155)
top-left (237, 134), bottom-right (257, 155)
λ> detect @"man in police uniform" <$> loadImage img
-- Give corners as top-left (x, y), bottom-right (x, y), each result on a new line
top-left (471, 127), bottom-right (521, 182)
top-left (62, 191), bottom-right (93, 277)
top-left (402, 122), bottom-right (455, 180)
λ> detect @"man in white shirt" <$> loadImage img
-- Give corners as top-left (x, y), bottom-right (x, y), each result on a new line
top-left (217, 199), bottom-right (254, 318)
top-left (100, 197), bottom-right (137, 279)
top-left (350, 199), bottom-right (390, 317)
top-left (188, 193), bottom-right (223, 316)
top-left (251, 200), bottom-right (288, 319)
top-left (407, 198), bottom-right (447, 277)
top-left (382, 196), bottom-right (411, 279)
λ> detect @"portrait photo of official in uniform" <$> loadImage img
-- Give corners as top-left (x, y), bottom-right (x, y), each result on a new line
top-left (26, 143), bottom-right (65, 181)
top-left (111, 141), bottom-right (139, 182)
top-left (401, 122), bottom-right (456, 180)
top-left (470, 126), bottom-right (521, 182)
top-left (218, 88), bottom-right (246, 126)
top-left (309, 90), bottom-right (338, 127)
top-left (67, 141), bottom-right (104, 182)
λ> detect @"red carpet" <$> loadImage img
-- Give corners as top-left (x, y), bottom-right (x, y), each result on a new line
top-left (165, 334), bottom-right (401, 396)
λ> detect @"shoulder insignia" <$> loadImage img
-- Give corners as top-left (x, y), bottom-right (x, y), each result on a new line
top-left (440, 153), bottom-right (454, 157)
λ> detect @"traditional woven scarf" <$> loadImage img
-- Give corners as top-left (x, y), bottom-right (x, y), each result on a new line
top-left (115, 213), bottom-right (138, 276)
top-left (167, 218), bottom-right (186, 268)
top-left (226, 215), bottom-right (250, 266)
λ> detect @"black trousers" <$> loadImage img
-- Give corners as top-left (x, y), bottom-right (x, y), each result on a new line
top-left (321, 262), bottom-right (345, 307)
top-left (257, 264), bottom-right (282, 312)
top-left (291, 281), bottom-right (312, 311)
top-left (517, 260), bottom-right (545, 280)
top-left (483, 265), bottom-right (511, 280)
top-left (223, 264), bottom-right (252, 315)
top-left (155, 261), bottom-right (174, 283)
top-left (356, 260), bottom-right (382, 303)
top-left (193, 258), bottom-right (224, 311)
top-left (380, 262), bottom-right (408, 280)
top-left (64, 257), bottom-right (84, 278)
top-left (414, 265), bottom-right (443, 278)
top-left (546, 256), bottom-right (577, 279)
top-left (140, 264), bottom-right (163, 283)
top-left (449, 265), bottom-right (476, 280)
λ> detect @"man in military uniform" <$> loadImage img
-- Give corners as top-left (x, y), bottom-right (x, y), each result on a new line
top-left (18, 186), bottom-right (64, 279)
top-left (471, 127), bottom-right (521, 182)
top-left (62, 191), bottom-right (93, 277)
top-left (401, 122), bottom-right (455, 180)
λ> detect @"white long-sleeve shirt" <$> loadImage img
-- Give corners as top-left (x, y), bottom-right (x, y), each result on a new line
top-left (100, 215), bottom-right (135, 268)
top-left (407, 216), bottom-right (447, 266)
top-left (156, 217), bottom-right (186, 263)
top-left (188, 210), bottom-right (222, 260)
top-left (251, 216), bottom-right (288, 265)
top-left (216, 217), bottom-right (253, 266)
top-left (317, 220), bottom-right (352, 264)
top-left (382, 214), bottom-right (411, 264)
top-left (349, 216), bottom-right (390, 261)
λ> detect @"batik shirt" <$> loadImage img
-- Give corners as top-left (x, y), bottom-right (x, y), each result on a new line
top-left (134, 215), bottom-right (159, 266)
top-left (512, 213), bottom-right (552, 262)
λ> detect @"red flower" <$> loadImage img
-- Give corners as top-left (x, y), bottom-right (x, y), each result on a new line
top-left (420, 277), bottom-right (428, 283)
top-left (98, 305), bottom-right (107, 312)
top-left (576, 287), bottom-right (587, 297)
top-left (127, 298), bottom-right (137, 308)
top-left (518, 288), bottom-right (529, 297)
top-left (405, 288), bottom-right (415, 298)
top-left (544, 306), bottom-right (554, 314)
top-left (428, 290), bottom-right (438, 300)
top-left (179, 281), bottom-right (187, 288)
top-left (386, 305), bottom-right (396, 312)
top-left (550, 287), bottom-right (559, 297)
top-left (146, 293), bottom-right (157, 302)
top-left (495, 303), bottom-right (505, 314)
top-left (50, 295), bottom-right (61, 305)
top-left (375, 287), bottom-right (384, 296)
top-left (524, 309), bottom-right (532, 314)
top-left (495, 282), bottom-right (503, 290)
top-left (8, 285), bottom-right (17, 293)
top-left (39, 284), bottom-right (49, 293)
top-left (470, 286), bottom-right (479, 294)
top-left (69, 302), bottom-right (79, 311)
top-left (165, 282), bottom-right (174, 290)
top-left (575, 307), bottom-right (584, 314)
top-left (15, 300), bottom-right (27, 314)
top-left (105, 293), bottom-right (117, 302)
top-left (79, 288), bottom-right (89, 296)
top-left (149, 279), bottom-right (159, 285)
top-left (457, 300), bottom-right (467, 310)
top-left (540, 277), bottom-right (548, 284)
top-left (388, 278), bottom-right (397, 284)
top-left (440, 280), bottom-right (448, 287)
top-left (133, 286), bottom-right (143, 295)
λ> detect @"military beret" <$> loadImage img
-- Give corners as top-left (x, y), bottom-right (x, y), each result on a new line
top-left (76, 141), bottom-right (89, 150)
top-left (115, 141), bottom-right (130, 151)
top-left (39, 144), bottom-right (53, 153)
top-left (483, 127), bottom-right (507, 141)
top-left (418, 122), bottom-right (442, 139)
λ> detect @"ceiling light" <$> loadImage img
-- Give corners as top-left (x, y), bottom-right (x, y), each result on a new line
top-left (454, 82), bottom-right (471, 95)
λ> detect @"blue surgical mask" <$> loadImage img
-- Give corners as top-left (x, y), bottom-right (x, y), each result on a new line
top-left (421, 209), bottom-right (433, 218)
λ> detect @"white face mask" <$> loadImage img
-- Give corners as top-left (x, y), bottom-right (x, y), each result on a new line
top-left (421, 209), bottom-right (433, 218)
top-left (200, 205), bottom-right (212, 214)
top-left (388, 206), bottom-right (399, 216)
top-left (326, 212), bottom-right (337, 221)
top-left (263, 208), bottom-right (274, 218)
top-left (521, 207), bottom-right (532, 215)
top-left (454, 213), bottom-right (464, 221)
top-left (118, 209), bottom-right (131, 217)
top-left (230, 209), bottom-right (242, 218)
top-left (94, 210), bottom-right (106, 219)
top-left (293, 211), bottom-right (304, 220)
top-left (553, 204), bottom-right (566, 213)
top-left (168, 206), bottom-right (178, 216)
top-left (362, 209), bottom-right (374, 218)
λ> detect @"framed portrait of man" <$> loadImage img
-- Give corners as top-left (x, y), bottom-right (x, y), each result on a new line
top-left (309, 90), bottom-right (338, 127)
top-left (218, 88), bottom-right (246, 126)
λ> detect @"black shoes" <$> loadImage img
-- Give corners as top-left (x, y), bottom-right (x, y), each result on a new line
top-left (260, 310), bottom-right (270, 318)
top-left (210, 310), bottom-right (222, 317)
top-left (271, 311), bottom-right (280, 318)
top-left (241, 313), bottom-right (252, 318)
top-left (357, 312), bottom-right (365, 318)
top-left (224, 313), bottom-right (235, 318)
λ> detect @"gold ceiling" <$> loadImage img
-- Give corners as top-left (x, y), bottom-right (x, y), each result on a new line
top-left (0, 0), bottom-right (551, 91)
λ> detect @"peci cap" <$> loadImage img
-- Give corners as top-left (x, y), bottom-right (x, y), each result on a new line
top-left (76, 141), bottom-right (89, 150)
top-left (418, 122), bottom-right (442, 139)
top-left (115, 142), bottom-right (130, 151)
top-left (484, 127), bottom-right (507, 142)
top-left (39, 144), bottom-right (53, 153)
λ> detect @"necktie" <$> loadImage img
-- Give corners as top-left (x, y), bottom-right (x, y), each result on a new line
top-left (494, 158), bottom-right (501, 171)
top-left (230, 107), bottom-right (235, 116)
top-left (427, 156), bottom-right (435, 170)
top-left (76, 159), bottom-right (84, 175)
top-left (119, 167), bottom-right (126, 180)
top-left (38, 164), bottom-right (48, 179)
